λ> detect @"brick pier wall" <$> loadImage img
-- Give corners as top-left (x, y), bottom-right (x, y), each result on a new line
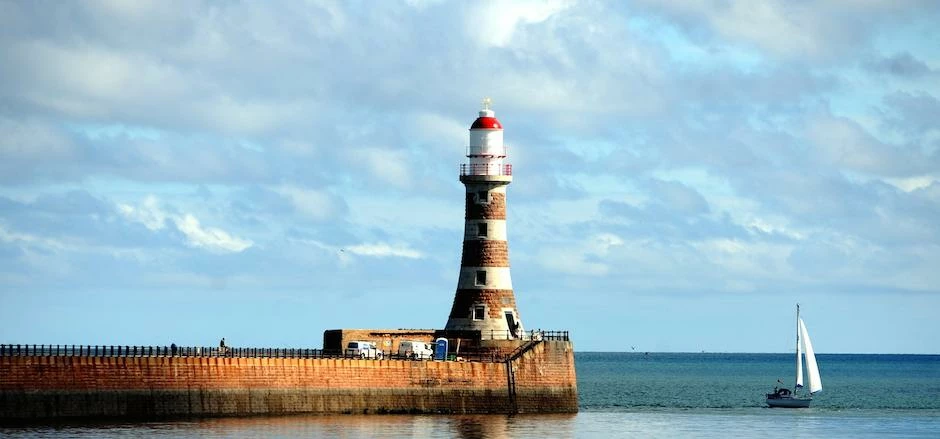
top-left (0, 341), bottom-right (576, 420)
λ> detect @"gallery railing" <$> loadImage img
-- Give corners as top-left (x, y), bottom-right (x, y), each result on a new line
top-left (459, 163), bottom-right (513, 176)
top-left (441, 329), bottom-right (569, 341)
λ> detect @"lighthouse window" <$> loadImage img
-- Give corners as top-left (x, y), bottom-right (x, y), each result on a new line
top-left (477, 223), bottom-right (487, 237)
top-left (477, 191), bottom-right (488, 203)
top-left (472, 306), bottom-right (485, 320)
top-left (475, 270), bottom-right (487, 286)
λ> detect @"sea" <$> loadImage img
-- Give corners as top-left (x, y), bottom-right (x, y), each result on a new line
top-left (2, 352), bottom-right (938, 438)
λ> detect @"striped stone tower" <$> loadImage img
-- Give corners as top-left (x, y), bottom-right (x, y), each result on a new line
top-left (445, 98), bottom-right (524, 340)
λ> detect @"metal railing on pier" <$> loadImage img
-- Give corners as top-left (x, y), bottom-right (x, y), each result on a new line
top-left (0, 344), bottom-right (503, 362)
top-left (0, 331), bottom-right (569, 363)
top-left (0, 344), bottom-right (333, 359)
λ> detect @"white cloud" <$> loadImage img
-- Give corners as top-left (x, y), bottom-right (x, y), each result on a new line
top-left (347, 148), bottom-right (413, 189)
top-left (705, 1), bottom-right (823, 58)
top-left (345, 243), bottom-right (424, 259)
top-left (6, 40), bottom-right (188, 117)
top-left (275, 138), bottom-right (319, 157)
top-left (191, 95), bottom-right (310, 136)
top-left (0, 117), bottom-right (76, 161)
top-left (637, 0), bottom-right (920, 61)
top-left (405, 0), bottom-right (446, 10)
top-left (884, 176), bottom-right (939, 192)
top-left (467, 0), bottom-right (572, 48)
top-left (536, 247), bottom-right (609, 276)
top-left (805, 113), bottom-right (919, 177)
top-left (92, 0), bottom-right (178, 22)
top-left (118, 196), bottom-right (252, 253)
top-left (412, 112), bottom-right (466, 153)
top-left (172, 214), bottom-right (253, 253)
top-left (273, 185), bottom-right (345, 222)
top-left (536, 233), bottom-right (623, 276)
top-left (117, 196), bottom-right (168, 231)
top-left (0, 224), bottom-right (72, 252)
top-left (590, 233), bottom-right (624, 254)
top-left (745, 217), bottom-right (805, 240)
top-left (693, 239), bottom-right (788, 277)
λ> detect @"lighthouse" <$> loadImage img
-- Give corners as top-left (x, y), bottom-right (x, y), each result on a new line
top-left (445, 98), bottom-right (524, 340)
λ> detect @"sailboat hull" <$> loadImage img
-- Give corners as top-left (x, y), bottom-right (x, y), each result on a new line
top-left (766, 396), bottom-right (812, 408)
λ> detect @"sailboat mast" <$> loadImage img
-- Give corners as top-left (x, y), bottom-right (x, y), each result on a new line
top-left (794, 303), bottom-right (801, 391)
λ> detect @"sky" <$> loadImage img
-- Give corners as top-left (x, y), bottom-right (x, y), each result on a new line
top-left (1, 0), bottom-right (939, 354)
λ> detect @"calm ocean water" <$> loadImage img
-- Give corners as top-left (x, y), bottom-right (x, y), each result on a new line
top-left (3, 353), bottom-right (939, 438)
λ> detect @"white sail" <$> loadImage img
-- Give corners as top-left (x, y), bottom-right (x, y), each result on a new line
top-left (799, 318), bottom-right (822, 394)
top-left (795, 319), bottom-right (803, 389)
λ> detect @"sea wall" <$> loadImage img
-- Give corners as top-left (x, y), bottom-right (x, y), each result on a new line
top-left (0, 341), bottom-right (576, 420)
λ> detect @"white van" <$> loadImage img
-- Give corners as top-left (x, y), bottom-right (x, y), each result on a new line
top-left (398, 341), bottom-right (433, 360)
top-left (346, 341), bottom-right (384, 359)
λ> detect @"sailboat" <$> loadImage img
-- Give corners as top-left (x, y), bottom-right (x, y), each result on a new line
top-left (766, 304), bottom-right (822, 408)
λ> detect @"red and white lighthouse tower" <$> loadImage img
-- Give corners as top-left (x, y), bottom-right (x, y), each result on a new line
top-left (445, 98), bottom-right (524, 339)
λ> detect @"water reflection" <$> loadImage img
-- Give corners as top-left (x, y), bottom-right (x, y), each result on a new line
top-left (450, 414), bottom-right (577, 439)
top-left (4, 412), bottom-right (934, 438)
top-left (0, 413), bottom-right (579, 438)
top-left (451, 415), bottom-right (506, 439)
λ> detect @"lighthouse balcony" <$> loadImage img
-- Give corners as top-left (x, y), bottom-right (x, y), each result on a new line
top-left (460, 163), bottom-right (513, 177)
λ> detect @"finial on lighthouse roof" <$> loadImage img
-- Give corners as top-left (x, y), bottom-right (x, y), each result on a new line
top-left (479, 96), bottom-right (495, 118)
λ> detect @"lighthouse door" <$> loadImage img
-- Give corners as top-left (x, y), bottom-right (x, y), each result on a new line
top-left (504, 311), bottom-right (518, 339)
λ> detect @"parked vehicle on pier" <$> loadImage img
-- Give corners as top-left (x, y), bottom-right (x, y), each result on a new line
top-left (346, 341), bottom-right (384, 359)
top-left (398, 341), bottom-right (434, 360)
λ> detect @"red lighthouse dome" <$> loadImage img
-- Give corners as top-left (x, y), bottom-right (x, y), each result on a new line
top-left (470, 116), bottom-right (502, 130)
top-left (470, 97), bottom-right (502, 130)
